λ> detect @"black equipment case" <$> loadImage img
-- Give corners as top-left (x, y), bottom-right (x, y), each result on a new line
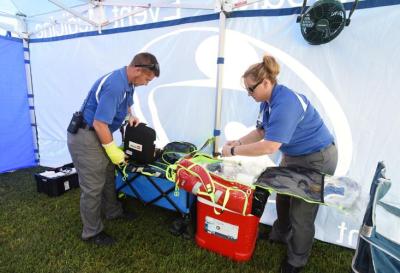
top-left (123, 123), bottom-right (156, 164)
top-left (34, 163), bottom-right (79, 197)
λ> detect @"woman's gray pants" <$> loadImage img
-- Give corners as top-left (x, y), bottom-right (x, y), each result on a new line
top-left (269, 143), bottom-right (338, 267)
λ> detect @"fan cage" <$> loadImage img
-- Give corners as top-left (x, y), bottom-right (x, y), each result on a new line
top-left (300, 0), bottom-right (346, 45)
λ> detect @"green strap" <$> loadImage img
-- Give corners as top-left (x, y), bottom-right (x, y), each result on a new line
top-left (256, 185), bottom-right (324, 205)
top-left (166, 164), bottom-right (177, 182)
top-left (147, 163), bottom-right (167, 173)
top-left (120, 164), bottom-right (128, 181)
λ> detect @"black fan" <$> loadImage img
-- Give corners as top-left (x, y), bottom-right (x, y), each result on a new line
top-left (297, 0), bottom-right (359, 45)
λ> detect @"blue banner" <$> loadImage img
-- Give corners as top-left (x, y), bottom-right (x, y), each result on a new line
top-left (0, 36), bottom-right (36, 173)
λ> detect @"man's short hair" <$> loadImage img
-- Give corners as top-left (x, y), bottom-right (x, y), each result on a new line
top-left (130, 52), bottom-right (160, 77)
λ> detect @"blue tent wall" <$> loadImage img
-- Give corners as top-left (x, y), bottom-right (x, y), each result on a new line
top-left (0, 35), bottom-right (36, 173)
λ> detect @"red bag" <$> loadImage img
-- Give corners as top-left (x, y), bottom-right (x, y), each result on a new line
top-left (175, 159), bottom-right (254, 215)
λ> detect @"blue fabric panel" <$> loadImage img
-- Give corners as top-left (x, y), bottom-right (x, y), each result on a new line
top-left (352, 163), bottom-right (399, 272)
top-left (0, 36), bottom-right (36, 173)
top-left (371, 243), bottom-right (400, 273)
top-left (370, 231), bottom-right (400, 270)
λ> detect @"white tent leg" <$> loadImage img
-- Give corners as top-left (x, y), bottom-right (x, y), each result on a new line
top-left (21, 19), bottom-right (40, 164)
top-left (213, 10), bottom-right (227, 155)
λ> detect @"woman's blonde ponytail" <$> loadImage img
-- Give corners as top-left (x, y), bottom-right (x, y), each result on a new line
top-left (262, 55), bottom-right (280, 84)
top-left (243, 53), bottom-right (280, 84)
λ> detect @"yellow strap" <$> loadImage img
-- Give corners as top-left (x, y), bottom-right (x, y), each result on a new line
top-left (177, 161), bottom-right (220, 209)
top-left (175, 160), bottom-right (252, 215)
top-left (139, 170), bottom-right (158, 177)
top-left (211, 181), bottom-right (250, 216)
top-left (163, 149), bottom-right (252, 215)
top-left (186, 162), bottom-right (215, 194)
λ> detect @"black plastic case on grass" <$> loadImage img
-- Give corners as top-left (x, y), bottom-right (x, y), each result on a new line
top-left (34, 163), bottom-right (79, 197)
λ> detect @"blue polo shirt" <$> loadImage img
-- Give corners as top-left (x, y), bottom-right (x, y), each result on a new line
top-left (83, 67), bottom-right (134, 132)
top-left (257, 84), bottom-right (333, 156)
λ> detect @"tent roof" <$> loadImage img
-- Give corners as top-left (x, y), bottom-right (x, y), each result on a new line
top-left (0, 0), bottom-right (219, 37)
top-left (0, 0), bottom-right (84, 18)
top-left (0, 0), bottom-right (219, 18)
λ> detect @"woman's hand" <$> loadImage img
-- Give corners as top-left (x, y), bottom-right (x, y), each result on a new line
top-left (221, 144), bottom-right (233, 157)
top-left (225, 140), bottom-right (242, 147)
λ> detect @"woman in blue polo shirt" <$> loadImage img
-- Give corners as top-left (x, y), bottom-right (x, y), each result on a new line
top-left (221, 54), bottom-right (337, 273)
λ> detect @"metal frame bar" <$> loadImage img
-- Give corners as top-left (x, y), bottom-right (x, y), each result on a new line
top-left (48, 0), bottom-right (99, 27)
top-left (0, 11), bottom-right (22, 20)
top-left (93, 0), bottom-right (215, 10)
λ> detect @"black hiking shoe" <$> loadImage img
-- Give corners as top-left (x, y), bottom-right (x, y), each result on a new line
top-left (257, 230), bottom-right (287, 245)
top-left (182, 219), bottom-right (195, 240)
top-left (169, 217), bottom-right (186, 236)
top-left (280, 258), bottom-right (303, 273)
top-left (83, 231), bottom-right (116, 246)
top-left (115, 210), bottom-right (137, 221)
top-left (267, 225), bottom-right (291, 245)
top-left (107, 210), bottom-right (137, 221)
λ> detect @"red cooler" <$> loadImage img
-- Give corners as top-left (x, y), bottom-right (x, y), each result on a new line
top-left (195, 197), bottom-right (260, 262)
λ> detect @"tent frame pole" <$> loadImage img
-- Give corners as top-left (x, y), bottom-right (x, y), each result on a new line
top-left (212, 0), bottom-right (266, 155)
top-left (21, 17), bottom-right (40, 164)
top-left (213, 8), bottom-right (227, 156)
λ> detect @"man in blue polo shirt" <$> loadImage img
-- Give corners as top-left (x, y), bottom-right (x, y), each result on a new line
top-left (67, 52), bottom-right (160, 246)
top-left (222, 55), bottom-right (337, 273)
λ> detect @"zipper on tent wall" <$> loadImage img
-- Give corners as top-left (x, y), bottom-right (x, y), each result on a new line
top-left (22, 34), bottom-right (40, 165)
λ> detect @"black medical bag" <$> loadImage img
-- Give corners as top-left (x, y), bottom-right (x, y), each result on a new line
top-left (123, 123), bottom-right (156, 164)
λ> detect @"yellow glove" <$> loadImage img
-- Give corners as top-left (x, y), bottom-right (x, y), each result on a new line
top-left (102, 141), bottom-right (126, 165)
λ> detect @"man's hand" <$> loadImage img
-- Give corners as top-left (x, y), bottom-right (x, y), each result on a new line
top-left (128, 115), bottom-right (140, 127)
top-left (102, 141), bottom-right (126, 165)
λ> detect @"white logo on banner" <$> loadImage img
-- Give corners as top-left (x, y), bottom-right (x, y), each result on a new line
top-left (136, 27), bottom-right (352, 176)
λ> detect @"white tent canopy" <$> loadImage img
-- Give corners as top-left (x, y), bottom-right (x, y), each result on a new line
top-left (0, 0), bottom-right (399, 250)
top-left (0, 0), bottom-right (219, 38)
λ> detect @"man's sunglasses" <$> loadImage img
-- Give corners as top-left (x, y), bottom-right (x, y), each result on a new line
top-left (135, 63), bottom-right (160, 76)
top-left (246, 79), bottom-right (263, 93)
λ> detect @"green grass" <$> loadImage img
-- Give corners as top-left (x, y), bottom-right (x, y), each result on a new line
top-left (0, 167), bottom-right (354, 273)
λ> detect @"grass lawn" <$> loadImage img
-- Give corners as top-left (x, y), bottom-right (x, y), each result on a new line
top-left (0, 167), bottom-right (355, 273)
